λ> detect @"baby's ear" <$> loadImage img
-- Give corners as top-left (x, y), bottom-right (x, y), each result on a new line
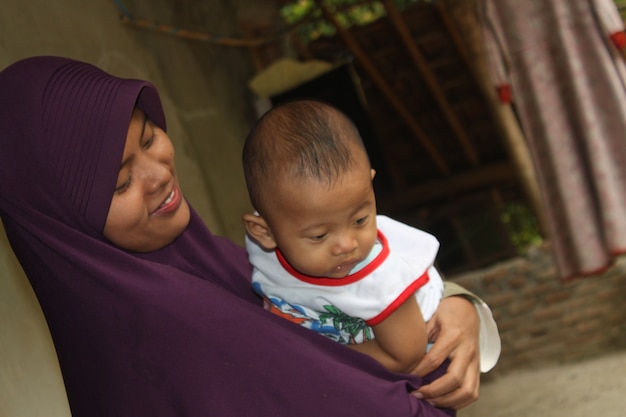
top-left (242, 213), bottom-right (278, 250)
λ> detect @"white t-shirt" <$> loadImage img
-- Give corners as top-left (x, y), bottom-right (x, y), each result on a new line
top-left (247, 215), bottom-right (444, 344)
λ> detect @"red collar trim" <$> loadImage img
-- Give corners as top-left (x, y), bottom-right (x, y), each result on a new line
top-left (275, 230), bottom-right (390, 286)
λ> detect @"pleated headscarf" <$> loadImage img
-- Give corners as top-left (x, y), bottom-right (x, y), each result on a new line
top-left (0, 56), bottom-right (449, 417)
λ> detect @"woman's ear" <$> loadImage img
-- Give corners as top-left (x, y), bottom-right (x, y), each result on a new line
top-left (370, 168), bottom-right (376, 181)
top-left (242, 213), bottom-right (278, 250)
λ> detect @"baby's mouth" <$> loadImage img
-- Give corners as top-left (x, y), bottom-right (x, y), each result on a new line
top-left (335, 258), bottom-right (359, 273)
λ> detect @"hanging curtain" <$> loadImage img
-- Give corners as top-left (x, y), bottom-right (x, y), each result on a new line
top-left (478, 0), bottom-right (626, 281)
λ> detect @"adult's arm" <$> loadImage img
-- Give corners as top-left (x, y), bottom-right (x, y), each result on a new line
top-left (412, 282), bottom-right (501, 409)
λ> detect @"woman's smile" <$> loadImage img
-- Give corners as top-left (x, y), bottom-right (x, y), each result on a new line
top-left (152, 185), bottom-right (182, 216)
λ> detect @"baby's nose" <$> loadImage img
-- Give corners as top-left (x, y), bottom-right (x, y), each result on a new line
top-left (333, 233), bottom-right (357, 255)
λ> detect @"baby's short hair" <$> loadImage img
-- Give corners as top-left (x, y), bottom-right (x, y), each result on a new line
top-left (242, 99), bottom-right (368, 212)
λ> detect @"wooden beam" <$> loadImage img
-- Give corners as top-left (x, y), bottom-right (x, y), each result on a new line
top-left (378, 161), bottom-right (517, 212)
top-left (382, 0), bottom-right (480, 167)
top-left (314, 0), bottom-right (450, 177)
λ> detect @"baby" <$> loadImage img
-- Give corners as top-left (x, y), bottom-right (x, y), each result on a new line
top-left (242, 99), bottom-right (444, 373)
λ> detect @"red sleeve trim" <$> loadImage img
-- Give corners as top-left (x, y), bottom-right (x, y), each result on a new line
top-left (610, 31), bottom-right (626, 49)
top-left (365, 270), bottom-right (430, 326)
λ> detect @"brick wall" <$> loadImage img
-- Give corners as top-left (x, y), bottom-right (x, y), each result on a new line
top-left (449, 243), bottom-right (626, 378)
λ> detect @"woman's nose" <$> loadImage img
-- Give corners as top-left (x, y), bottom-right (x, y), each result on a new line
top-left (139, 158), bottom-right (169, 193)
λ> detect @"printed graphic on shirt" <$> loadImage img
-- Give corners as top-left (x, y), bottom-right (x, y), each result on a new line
top-left (255, 282), bottom-right (374, 344)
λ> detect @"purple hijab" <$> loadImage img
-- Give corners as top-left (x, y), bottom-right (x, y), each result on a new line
top-left (0, 56), bottom-right (449, 417)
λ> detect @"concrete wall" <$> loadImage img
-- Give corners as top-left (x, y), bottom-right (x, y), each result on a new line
top-left (1, 0), bottom-right (264, 415)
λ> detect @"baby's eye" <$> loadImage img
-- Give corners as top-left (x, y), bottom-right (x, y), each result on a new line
top-left (354, 215), bottom-right (369, 226)
top-left (309, 233), bottom-right (327, 242)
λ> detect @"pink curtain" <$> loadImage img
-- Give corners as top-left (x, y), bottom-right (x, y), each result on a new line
top-left (478, 0), bottom-right (626, 280)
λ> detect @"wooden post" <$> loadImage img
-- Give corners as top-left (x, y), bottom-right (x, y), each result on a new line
top-left (435, 0), bottom-right (548, 235)
top-left (383, 0), bottom-right (480, 167)
top-left (314, 0), bottom-right (450, 176)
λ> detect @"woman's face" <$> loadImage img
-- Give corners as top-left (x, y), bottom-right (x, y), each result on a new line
top-left (103, 108), bottom-right (190, 252)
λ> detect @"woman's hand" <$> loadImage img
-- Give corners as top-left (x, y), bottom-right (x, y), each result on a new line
top-left (410, 295), bottom-right (480, 409)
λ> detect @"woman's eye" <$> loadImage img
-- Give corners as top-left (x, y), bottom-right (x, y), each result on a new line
top-left (115, 176), bottom-right (132, 193)
top-left (142, 135), bottom-right (154, 149)
top-left (142, 123), bottom-right (157, 149)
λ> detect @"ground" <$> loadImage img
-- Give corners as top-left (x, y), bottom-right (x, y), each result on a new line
top-left (460, 350), bottom-right (626, 417)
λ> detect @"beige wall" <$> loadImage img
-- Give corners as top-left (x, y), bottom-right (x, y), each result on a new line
top-left (0, 0), bottom-right (261, 415)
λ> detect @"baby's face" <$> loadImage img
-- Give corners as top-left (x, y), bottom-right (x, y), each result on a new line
top-left (103, 108), bottom-right (190, 252)
top-left (266, 153), bottom-right (378, 279)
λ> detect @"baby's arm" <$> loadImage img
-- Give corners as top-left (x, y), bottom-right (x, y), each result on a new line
top-left (348, 296), bottom-right (428, 373)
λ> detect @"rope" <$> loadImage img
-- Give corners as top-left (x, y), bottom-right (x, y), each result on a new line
top-left (111, 0), bottom-right (316, 47)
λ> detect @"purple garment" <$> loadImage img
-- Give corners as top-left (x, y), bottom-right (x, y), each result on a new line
top-left (0, 56), bottom-right (453, 417)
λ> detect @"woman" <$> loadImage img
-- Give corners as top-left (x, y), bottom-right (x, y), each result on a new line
top-left (0, 56), bottom-right (497, 416)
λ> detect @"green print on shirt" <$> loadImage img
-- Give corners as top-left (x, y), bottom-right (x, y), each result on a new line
top-left (319, 305), bottom-right (373, 344)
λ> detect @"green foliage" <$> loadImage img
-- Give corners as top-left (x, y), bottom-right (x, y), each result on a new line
top-left (280, 0), bottom-right (428, 44)
top-left (615, 0), bottom-right (626, 20)
top-left (500, 202), bottom-right (543, 254)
